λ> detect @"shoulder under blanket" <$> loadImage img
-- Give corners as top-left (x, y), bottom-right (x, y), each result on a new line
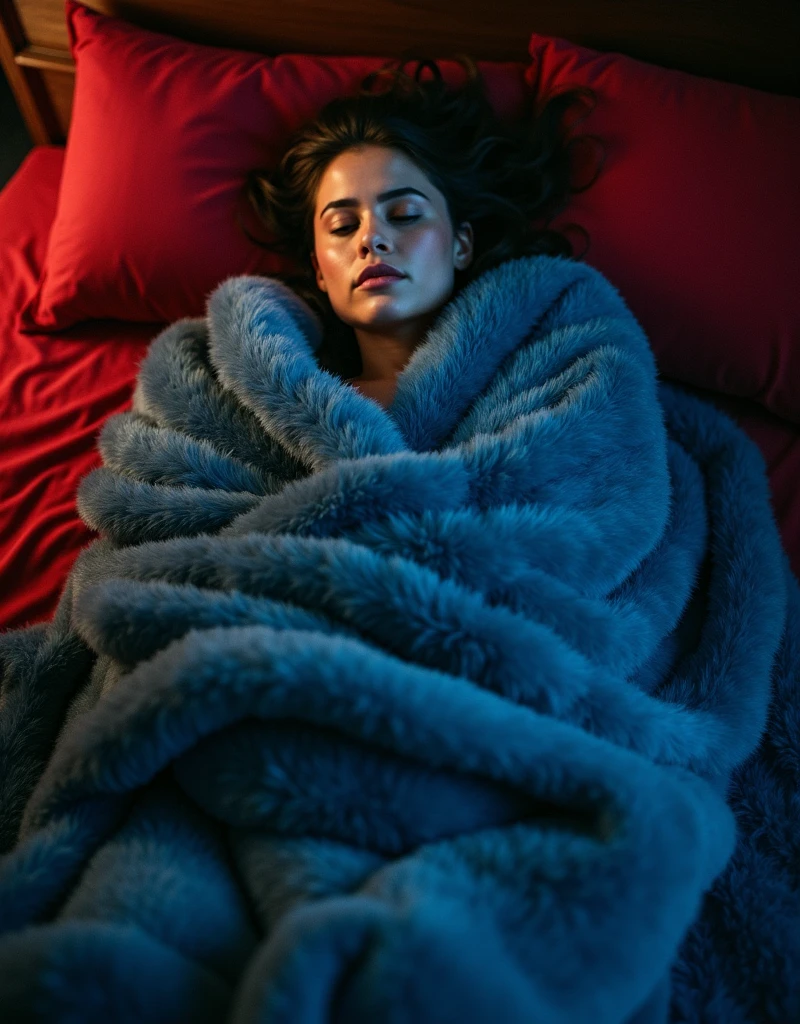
top-left (0, 254), bottom-right (797, 1024)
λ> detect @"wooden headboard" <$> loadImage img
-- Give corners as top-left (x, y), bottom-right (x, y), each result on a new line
top-left (2, 0), bottom-right (799, 146)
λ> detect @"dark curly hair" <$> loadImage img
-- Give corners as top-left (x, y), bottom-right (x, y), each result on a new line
top-left (237, 54), bottom-right (605, 379)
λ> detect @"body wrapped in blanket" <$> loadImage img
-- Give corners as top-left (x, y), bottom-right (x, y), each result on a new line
top-left (0, 254), bottom-right (797, 1023)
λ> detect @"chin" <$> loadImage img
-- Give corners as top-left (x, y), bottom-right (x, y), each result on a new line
top-left (349, 310), bottom-right (411, 329)
top-left (360, 302), bottom-right (442, 326)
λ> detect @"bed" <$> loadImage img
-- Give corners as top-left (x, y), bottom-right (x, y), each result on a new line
top-left (0, 1), bottom-right (798, 1021)
top-left (1, 0), bottom-right (798, 630)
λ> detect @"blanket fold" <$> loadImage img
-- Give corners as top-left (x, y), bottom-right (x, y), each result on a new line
top-left (0, 253), bottom-right (797, 1024)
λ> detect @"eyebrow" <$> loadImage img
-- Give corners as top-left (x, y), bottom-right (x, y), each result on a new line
top-left (319, 187), bottom-right (430, 219)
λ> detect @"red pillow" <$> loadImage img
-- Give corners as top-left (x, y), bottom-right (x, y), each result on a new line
top-left (526, 34), bottom-right (800, 423)
top-left (19, 0), bottom-right (527, 334)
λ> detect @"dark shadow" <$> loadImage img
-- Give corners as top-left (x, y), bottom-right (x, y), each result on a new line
top-left (0, 70), bottom-right (34, 190)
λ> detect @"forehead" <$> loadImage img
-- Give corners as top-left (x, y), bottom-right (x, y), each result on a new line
top-left (314, 146), bottom-right (440, 211)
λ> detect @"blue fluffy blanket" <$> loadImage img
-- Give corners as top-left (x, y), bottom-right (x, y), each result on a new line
top-left (0, 254), bottom-right (797, 1023)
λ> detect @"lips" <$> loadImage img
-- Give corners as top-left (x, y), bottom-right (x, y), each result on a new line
top-left (355, 263), bottom-right (405, 287)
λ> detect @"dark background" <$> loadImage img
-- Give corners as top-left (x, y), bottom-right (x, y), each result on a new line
top-left (1, 71), bottom-right (34, 190)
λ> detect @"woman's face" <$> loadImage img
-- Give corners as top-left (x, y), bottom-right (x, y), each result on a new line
top-left (311, 145), bottom-right (473, 341)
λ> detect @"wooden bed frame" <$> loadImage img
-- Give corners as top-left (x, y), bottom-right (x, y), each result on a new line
top-left (2, 0), bottom-right (799, 147)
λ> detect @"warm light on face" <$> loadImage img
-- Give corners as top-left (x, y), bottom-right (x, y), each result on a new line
top-left (311, 146), bottom-right (473, 342)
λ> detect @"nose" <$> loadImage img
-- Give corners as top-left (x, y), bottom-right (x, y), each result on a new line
top-left (359, 215), bottom-right (392, 256)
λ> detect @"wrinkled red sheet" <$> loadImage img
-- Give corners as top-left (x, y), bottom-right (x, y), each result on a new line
top-left (0, 148), bottom-right (159, 629)
top-left (1, 147), bottom-right (798, 630)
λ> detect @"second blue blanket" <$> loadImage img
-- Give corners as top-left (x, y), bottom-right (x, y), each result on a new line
top-left (0, 253), bottom-right (797, 1023)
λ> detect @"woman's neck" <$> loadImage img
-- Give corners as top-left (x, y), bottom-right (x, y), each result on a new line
top-left (347, 331), bottom-right (419, 410)
top-left (347, 376), bottom-right (398, 409)
top-left (352, 327), bottom-right (419, 384)
top-left (351, 307), bottom-right (442, 384)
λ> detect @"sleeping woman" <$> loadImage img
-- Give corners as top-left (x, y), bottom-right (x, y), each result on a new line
top-left (240, 56), bottom-right (603, 406)
top-left (1, 54), bottom-right (796, 1024)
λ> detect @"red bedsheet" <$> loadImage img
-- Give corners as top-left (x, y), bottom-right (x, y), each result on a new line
top-left (0, 148), bottom-right (158, 629)
top-left (1, 147), bottom-right (798, 630)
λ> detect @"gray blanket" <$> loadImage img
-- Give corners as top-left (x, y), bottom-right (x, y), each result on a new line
top-left (0, 253), bottom-right (797, 1023)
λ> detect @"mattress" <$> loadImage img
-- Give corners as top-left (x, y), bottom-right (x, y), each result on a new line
top-left (1, 146), bottom-right (798, 630)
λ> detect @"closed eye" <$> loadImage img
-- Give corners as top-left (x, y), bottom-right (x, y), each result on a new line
top-left (331, 214), bottom-right (420, 235)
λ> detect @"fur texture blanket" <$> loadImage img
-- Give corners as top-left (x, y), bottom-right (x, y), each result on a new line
top-left (0, 254), bottom-right (797, 1024)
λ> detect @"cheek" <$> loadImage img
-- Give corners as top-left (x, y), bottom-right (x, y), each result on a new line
top-left (311, 229), bottom-right (338, 282)
top-left (314, 243), bottom-right (348, 293)
top-left (410, 225), bottom-right (454, 268)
